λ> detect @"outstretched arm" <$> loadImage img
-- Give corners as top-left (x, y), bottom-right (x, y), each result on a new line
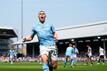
top-left (23, 27), bottom-right (36, 42)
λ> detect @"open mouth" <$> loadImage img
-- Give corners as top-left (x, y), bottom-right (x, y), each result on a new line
top-left (41, 17), bottom-right (44, 19)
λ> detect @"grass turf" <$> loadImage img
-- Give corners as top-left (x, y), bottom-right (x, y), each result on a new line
top-left (0, 62), bottom-right (107, 71)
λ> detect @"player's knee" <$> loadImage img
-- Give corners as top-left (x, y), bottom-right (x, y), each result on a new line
top-left (42, 54), bottom-right (48, 63)
top-left (52, 61), bottom-right (58, 69)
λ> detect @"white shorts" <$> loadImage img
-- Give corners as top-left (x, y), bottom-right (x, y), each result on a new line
top-left (10, 56), bottom-right (14, 59)
top-left (40, 45), bottom-right (58, 61)
top-left (71, 54), bottom-right (77, 59)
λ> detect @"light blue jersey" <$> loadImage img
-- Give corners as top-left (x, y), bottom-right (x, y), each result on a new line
top-left (31, 22), bottom-right (55, 46)
top-left (74, 48), bottom-right (79, 53)
top-left (74, 48), bottom-right (79, 55)
top-left (65, 47), bottom-right (74, 56)
top-left (9, 50), bottom-right (16, 56)
top-left (8, 50), bottom-right (16, 64)
top-left (71, 47), bottom-right (79, 57)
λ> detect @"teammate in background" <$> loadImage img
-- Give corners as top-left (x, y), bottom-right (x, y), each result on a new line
top-left (23, 11), bottom-right (58, 71)
top-left (8, 48), bottom-right (16, 64)
top-left (71, 44), bottom-right (79, 66)
top-left (64, 43), bottom-right (73, 67)
top-left (85, 45), bottom-right (93, 65)
top-left (97, 47), bottom-right (105, 64)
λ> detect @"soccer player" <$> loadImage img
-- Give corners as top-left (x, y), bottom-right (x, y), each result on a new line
top-left (97, 47), bottom-right (105, 64)
top-left (64, 43), bottom-right (74, 67)
top-left (71, 44), bottom-right (79, 66)
top-left (8, 48), bottom-right (16, 64)
top-left (23, 11), bottom-right (58, 71)
top-left (85, 45), bottom-right (93, 65)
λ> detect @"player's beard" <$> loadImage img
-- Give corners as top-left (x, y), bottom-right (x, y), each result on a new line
top-left (39, 17), bottom-right (45, 23)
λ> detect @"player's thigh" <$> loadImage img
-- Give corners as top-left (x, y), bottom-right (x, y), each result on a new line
top-left (41, 54), bottom-right (48, 63)
top-left (40, 46), bottom-right (49, 63)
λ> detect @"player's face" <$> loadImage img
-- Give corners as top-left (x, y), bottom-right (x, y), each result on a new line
top-left (38, 11), bottom-right (46, 23)
top-left (69, 44), bottom-right (72, 47)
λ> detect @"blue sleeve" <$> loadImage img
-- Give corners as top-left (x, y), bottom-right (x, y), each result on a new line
top-left (75, 48), bottom-right (79, 53)
top-left (51, 24), bottom-right (55, 34)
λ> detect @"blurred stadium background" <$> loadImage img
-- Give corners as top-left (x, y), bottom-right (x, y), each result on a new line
top-left (0, 21), bottom-right (107, 71)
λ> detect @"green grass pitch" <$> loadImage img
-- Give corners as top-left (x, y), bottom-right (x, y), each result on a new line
top-left (0, 62), bottom-right (107, 71)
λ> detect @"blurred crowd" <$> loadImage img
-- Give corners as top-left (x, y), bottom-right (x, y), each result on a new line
top-left (0, 55), bottom-right (106, 63)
